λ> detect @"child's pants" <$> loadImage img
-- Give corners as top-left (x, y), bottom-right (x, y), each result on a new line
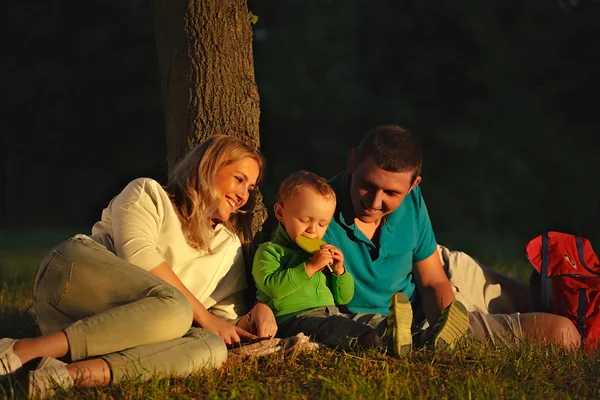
top-left (276, 306), bottom-right (387, 350)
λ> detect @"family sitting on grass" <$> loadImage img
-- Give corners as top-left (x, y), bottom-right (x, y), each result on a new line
top-left (0, 126), bottom-right (580, 399)
top-left (253, 170), bottom-right (469, 356)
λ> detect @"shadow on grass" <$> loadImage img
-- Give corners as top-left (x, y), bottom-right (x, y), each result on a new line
top-left (0, 308), bottom-right (39, 338)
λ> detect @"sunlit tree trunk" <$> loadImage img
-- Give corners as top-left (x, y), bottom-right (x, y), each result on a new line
top-left (152, 0), bottom-right (266, 261)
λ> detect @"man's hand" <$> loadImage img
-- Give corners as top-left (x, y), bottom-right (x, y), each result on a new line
top-left (323, 244), bottom-right (345, 276)
top-left (306, 248), bottom-right (334, 277)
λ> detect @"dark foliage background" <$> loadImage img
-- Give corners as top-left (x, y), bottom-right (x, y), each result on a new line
top-left (2, 0), bottom-right (599, 258)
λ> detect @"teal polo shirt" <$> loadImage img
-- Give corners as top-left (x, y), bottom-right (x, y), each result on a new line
top-left (324, 172), bottom-right (437, 315)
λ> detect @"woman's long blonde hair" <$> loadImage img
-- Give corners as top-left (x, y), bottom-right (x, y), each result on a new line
top-left (166, 135), bottom-right (264, 252)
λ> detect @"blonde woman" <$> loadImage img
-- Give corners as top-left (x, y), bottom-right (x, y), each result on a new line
top-left (0, 135), bottom-right (277, 398)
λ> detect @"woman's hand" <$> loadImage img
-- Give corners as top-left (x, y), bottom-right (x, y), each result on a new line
top-left (246, 302), bottom-right (278, 338)
top-left (200, 312), bottom-right (257, 346)
top-left (150, 263), bottom-right (258, 345)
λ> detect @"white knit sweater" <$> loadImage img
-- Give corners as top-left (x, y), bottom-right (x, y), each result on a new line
top-left (89, 177), bottom-right (247, 321)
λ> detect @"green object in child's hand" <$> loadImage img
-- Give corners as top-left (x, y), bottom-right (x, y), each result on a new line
top-left (295, 236), bottom-right (327, 253)
top-left (295, 236), bottom-right (333, 272)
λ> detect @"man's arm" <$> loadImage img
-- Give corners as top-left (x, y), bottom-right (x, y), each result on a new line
top-left (412, 251), bottom-right (455, 325)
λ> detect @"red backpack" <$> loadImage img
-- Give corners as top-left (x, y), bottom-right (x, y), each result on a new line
top-left (526, 231), bottom-right (600, 351)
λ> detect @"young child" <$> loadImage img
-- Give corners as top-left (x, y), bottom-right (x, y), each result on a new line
top-left (253, 170), bottom-right (470, 356)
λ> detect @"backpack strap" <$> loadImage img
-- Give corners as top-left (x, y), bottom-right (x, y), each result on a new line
top-left (556, 289), bottom-right (587, 348)
top-left (576, 236), bottom-right (600, 276)
top-left (577, 288), bottom-right (587, 346)
top-left (540, 232), bottom-right (552, 312)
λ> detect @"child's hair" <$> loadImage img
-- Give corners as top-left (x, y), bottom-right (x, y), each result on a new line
top-left (276, 170), bottom-right (336, 205)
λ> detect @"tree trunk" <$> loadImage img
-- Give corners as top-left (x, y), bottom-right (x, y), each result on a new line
top-left (152, 0), bottom-right (267, 264)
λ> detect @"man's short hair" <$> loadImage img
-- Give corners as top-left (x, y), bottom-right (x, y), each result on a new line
top-left (355, 125), bottom-right (422, 181)
top-left (276, 170), bottom-right (336, 205)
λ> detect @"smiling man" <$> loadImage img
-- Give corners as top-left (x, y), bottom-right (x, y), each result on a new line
top-left (324, 124), bottom-right (581, 349)
top-left (325, 125), bottom-right (446, 322)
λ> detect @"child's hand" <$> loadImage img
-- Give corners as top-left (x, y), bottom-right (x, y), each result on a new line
top-left (323, 244), bottom-right (345, 276)
top-left (306, 248), bottom-right (333, 277)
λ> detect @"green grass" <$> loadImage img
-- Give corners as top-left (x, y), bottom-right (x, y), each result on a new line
top-left (1, 229), bottom-right (599, 399)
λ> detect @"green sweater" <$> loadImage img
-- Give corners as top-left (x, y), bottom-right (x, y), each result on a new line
top-left (252, 224), bottom-right (354, 323)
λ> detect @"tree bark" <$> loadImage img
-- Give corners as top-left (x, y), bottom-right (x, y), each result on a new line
top-left (152, 0), bottom-right (267, 264)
